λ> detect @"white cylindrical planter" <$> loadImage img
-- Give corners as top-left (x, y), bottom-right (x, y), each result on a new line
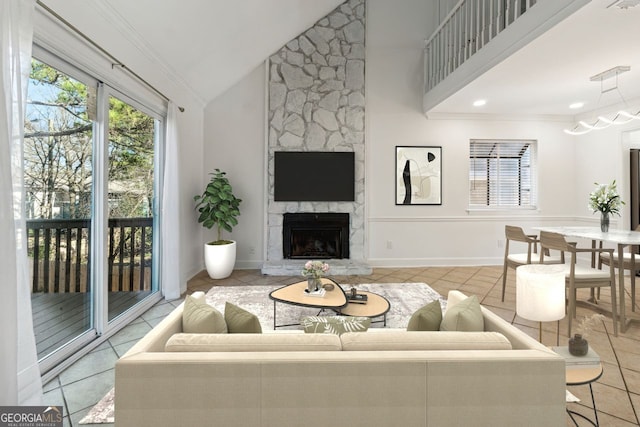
top-left (204, 240), bottom-right (236, 279)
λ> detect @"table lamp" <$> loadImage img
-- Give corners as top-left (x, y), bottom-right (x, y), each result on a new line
top-left (516, 264), bottom-right (565, 345)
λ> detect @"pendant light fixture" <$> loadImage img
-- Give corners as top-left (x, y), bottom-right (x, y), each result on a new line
top-left (564, 66), bottom-right (640, 135)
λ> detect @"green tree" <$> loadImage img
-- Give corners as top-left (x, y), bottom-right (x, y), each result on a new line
top-left (107, 96), bottom-right (155, 218)
top-left (25, 59), bottom-right (156, 220)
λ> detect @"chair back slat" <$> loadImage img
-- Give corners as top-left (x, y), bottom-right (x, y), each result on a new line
top-left (505, 225), bottom-right (530, 243)
top-left (539, 231), bottom-right (571, 253)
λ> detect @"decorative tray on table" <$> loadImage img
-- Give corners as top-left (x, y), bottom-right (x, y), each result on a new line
top-left (347, 294), bottom-right (368, 304)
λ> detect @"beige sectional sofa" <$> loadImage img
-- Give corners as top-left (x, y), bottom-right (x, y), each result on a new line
top-left (115, 290), bottom-right (566, 426)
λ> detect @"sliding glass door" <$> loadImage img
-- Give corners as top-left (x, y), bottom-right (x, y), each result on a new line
top-left (25, 52), bottom-right (162, 373)
top-left (106, 94), bottom-right (158, 321)
top-left (25, 58), bottom-right (97, 368)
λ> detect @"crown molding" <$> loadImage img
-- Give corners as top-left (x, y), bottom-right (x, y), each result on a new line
top-left (424, 112), bottom-right (571, 122)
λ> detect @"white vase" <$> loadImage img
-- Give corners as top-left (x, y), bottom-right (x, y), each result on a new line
top-left (204, 240), bottom-right (236, 279)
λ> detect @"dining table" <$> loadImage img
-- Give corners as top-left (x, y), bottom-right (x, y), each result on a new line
top-left (535, 226), bottom-right (640, 333)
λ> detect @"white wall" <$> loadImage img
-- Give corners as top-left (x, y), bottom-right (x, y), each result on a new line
top-left (366, 117), bottom-right (578, 265)
top-left (175, 107), bottom-right (205, 288)
top-left (203, 64), bottom-right (266, 269)
top-left (200, 0), bottom-right (632, 270)
top-left (365, 0), bottom-right (580, 266)
top-left (572, 122), bottom-right (640, 235)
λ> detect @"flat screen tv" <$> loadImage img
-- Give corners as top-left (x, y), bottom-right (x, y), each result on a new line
top-left (274, 151), bottom-right (355, 201)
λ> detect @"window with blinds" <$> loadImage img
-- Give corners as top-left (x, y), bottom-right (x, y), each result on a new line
top-left (469, 139), bottom-right (537, 209)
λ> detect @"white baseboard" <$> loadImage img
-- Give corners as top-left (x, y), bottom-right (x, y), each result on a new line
top-left (366, 257), bottom-right (503, 268)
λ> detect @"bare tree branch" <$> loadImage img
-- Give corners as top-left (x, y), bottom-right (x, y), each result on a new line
top-left (28, 100), bottom-right (86, 122)
top-left (25, 124), bottom-right (92, 139)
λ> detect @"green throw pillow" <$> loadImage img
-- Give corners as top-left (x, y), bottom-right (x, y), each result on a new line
top-left (182, 295), bottom-right (228, 333)
top-left (407, 300), bottom-right (442, 331)
top-left (301, 316), bottom-right (371, 335)
top-left (440, 295), bottom-right (484, 332)
top-left (224, 302), bottom-right (262, 333)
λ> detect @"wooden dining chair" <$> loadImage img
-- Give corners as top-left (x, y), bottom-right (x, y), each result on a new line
top-left (598, 227), bottom-right (640, 313)
top-left (539, 231), bottom-right (618, 337)
top-left (501, 225), bottom-right (564, 302)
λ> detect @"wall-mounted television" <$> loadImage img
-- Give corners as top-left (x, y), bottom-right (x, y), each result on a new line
top-left (274, 151), bottom-right (355, 202)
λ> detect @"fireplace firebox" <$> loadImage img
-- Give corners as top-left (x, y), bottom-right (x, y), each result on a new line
top-left (283, 213), bottom-right (349, 259)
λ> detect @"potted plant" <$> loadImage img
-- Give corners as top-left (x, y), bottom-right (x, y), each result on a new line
top-left (194, 169), bottom-right (242, 279)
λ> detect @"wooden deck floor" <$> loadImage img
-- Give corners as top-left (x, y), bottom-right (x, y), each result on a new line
top-left (31, 291), bottom-right (152, 359)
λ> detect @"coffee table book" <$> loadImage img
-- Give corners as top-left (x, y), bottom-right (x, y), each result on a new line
top-left (303, 288), bottom-right (326, 298)
top-left (551, 346), bottom-right (601, 366)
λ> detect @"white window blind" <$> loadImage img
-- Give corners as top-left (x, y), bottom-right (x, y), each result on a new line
top-left (469, 139), bottom-right (537, 208)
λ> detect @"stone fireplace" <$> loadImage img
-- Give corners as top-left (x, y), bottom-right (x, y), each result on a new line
top-left (261, 0), bottom-right (370, 275)
top-left (283, 213), bottom-right (349, 259)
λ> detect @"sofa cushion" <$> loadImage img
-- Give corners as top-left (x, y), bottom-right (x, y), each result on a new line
top-left (182, 295), bottom-right (227, 334)
top-left (164, 332), bottom-right (342, 352)
top-left (224, 302), bottom-right (262, 333)
top-left (407, 300), bottom-right (442, 331)
top-left (340, 331), bottom-right (512, 351)
top-left (301, 316), bottom-right (371, 335)
top-left (440, 295), bottom-right (484, 332)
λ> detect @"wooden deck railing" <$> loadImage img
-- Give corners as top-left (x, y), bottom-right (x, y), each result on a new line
top-left (27, 217), bottom-right (153, 294)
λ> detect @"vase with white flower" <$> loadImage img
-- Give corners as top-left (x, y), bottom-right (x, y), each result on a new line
top-left (588, 180), bottom-right (624, 232)
top-left (302, 260), bottom-right (330, 293)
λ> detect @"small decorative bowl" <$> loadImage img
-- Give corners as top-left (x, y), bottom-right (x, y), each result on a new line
top-left (323, 283), bottom-right (335, 291)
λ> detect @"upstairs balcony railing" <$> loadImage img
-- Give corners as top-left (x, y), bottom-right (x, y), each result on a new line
top-left (27, 217), bottom-right (153, 294)
top-left (424, 0), bottom-right (537, 94)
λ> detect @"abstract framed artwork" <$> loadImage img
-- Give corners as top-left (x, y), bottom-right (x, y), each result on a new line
top-left (395, 146), bottom-right (442, 205)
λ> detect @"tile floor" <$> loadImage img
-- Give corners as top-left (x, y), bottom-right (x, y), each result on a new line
top-left (42, 266), bottom-right (640, 426)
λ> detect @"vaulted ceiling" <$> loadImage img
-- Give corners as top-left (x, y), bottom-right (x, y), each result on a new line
top-left (40, 0), bottom-right (343, 107)
top-left (40, 0), bottom-right (640, 120)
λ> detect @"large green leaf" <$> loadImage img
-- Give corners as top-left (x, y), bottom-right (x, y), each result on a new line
top-left (194, 169), bottom-right (241, 237)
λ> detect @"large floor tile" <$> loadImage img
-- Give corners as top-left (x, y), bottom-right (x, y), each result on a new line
top-left (107, 319), bottom-right (152, 347)
top-left (42, 386), bottom-right (65, 414)
top-left (63, 369), bottom-right (114, 415)
top-left (59, 347), bottom-right (119, 386)
top-left (623, 368), bottom-right (640, 395)
top-left (140, 301), bottom-right (177, 322)
top-left (570, 382), bottom-right (637, 423)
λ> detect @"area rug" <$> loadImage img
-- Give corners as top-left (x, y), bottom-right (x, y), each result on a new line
top-left (205, 282), bottom-right (445, 330)
top-left (79, 282), bottom-right (444, 424)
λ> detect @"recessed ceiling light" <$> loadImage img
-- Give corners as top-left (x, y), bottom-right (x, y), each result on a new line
top-left (473, 99), bottom-right (487, 107)
top-left (569, 102), bottom-right (584, 109)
